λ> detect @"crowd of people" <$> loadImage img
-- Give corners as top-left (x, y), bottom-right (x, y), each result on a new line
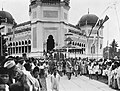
top-left (0, 55), bottom-right (120, 91)
top-left (0, 56), bottom-right (48, 91)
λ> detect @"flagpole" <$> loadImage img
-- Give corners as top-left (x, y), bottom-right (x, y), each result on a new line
top-left (97, 36), bottom-right (99, 61)
top-left (87, 6), bottom-right (110, 39)
top-left (0, 33), bottom-right (2, 56)
top-left (107, 40), bottom-right (109, 59)
top-left (107, 19), bottom-right (109, 60)
top-left (87, 6), bottom-right (110, 59)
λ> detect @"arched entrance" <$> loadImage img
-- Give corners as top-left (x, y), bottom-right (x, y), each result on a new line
top-left (47, 35), bottom-right (55, 53)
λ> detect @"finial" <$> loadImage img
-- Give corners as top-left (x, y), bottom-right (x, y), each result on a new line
top-left (88, 8), bottom-right (89, 14)
top-left (2, 0), bottom-right (4, 11)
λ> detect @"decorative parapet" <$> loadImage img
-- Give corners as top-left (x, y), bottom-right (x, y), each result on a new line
top-left (30, 0), bottom-right (70, 7)
top-left (6, 27), bottom-right (31, 35)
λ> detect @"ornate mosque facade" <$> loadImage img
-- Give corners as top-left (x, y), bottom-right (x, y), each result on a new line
top-left (0, 0), bottom-right (104, 59)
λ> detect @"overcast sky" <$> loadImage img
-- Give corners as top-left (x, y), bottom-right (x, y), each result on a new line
top-left (0, 0), bottom-right (120, 48)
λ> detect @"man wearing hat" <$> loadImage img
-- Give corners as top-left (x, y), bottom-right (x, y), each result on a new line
top-left (4, 59), bottom-right (30, 91)
top-left (4, 57), bottom-right (41, 91)
top-left (16, 57), bottom-right (26, 71)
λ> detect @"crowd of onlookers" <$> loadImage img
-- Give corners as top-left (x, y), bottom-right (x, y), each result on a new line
top-left (0, 55), bottom-right (120, 91)
top-left (81, 57), bottom-right (120, 90)
top-left (0, 56), bottom-right (48, 91)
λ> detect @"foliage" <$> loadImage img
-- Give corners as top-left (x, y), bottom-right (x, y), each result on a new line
top-left (103, 39), bottom-right (119, 59)
top-left (110, 39), bottom-right (118, 58)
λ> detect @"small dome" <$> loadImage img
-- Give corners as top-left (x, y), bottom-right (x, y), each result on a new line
top-left (79, 14), bottom-right (99, 27)
top-left (0, 11), bottom-right (15, 24)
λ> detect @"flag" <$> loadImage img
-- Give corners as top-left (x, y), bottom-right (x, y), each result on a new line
top-left (98, 15), bottom-right (109, 30)
top-left (103, 15), bottom-right (109, 24)
top-left (96, 15), bottom-right (109, 37)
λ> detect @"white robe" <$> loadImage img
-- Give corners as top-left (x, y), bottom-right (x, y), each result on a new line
top-left (116, 67), bottom-right (120, 89)
top-left (51, 73), bottom-right (60, 91)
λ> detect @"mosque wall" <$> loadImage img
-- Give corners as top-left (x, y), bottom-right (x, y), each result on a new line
top-left (0, 0), bottom-right (104, 59)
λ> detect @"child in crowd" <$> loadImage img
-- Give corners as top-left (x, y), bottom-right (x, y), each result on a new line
top-left (0, 67), bottom-right (10, 91)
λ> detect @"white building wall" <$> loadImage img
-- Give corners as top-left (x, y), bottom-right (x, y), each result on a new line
top-left (80, 25), bottom-right (103, 59)
top-left (30, 2), bottom-right (70, 55)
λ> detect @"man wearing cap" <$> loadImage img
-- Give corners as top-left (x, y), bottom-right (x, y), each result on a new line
top-left (16, 57), bottom-right (26, 71)
top-left (4, 58), bottom-right (30, 91)
top-left (4, 59), bottom-right (16, 84)
top-left (4, 58), bottom-right (40, 91)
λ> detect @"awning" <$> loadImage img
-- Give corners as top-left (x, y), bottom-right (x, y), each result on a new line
top-left (53, 46), bottom-right (66, 52)
top-left (65, 37), bottom-right (73, 41)
top-left (62, 44), bottom-right (80, 49)
top-left (54, 44), bottom-right (81, 52)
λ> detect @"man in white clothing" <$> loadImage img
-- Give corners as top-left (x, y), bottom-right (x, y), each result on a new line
top-left (51, 70), bottom-right (60, 91)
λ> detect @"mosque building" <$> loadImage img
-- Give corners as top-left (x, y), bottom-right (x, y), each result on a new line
top-left (0, 0), bottom-right (104, 59)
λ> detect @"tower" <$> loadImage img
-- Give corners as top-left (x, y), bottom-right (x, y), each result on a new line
top-left (29, 0), bottom-right (70, 55)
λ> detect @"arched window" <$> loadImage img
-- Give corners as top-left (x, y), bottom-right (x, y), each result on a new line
top-left (9, 43), bottom-right (12, 46)
top-left (80, 43), bottom-right (81, 47)
top-left (84, 44), bottom-right (85, 47)
top-left (75, 42), bottom-right (76, 45)
top-left (16, 42), bottom-right (18, 46)
top-left (22, 41), bottom-right (24, 45)
top-left (13, 42), bottom-right (15, 46)
top-left (28, 40), bottom-right (31, 44)
top-left (25, 40), bottom-right (27, 45)
top-left (73, 42), bottom-right (74, 45)
top-left (91, 45), bottom-right (95, 54)
top-left (82, 44), bottom-right (83, 47)
top-left (9, 37), bottom-right (12, 41)
top-left (19, 41), bottom-right (21, 45)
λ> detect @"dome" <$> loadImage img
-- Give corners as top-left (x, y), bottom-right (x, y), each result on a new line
top-left (0, 11), bottom-right (15, 24)
top-left (79, 14), bottom-right (99, 27)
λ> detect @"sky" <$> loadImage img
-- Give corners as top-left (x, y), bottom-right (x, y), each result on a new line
top-left (0, 0), bottom-right (120, 48)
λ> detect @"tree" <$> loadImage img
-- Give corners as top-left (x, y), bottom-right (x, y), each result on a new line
top-left (110, 39), bottom-right (118, 58)
top-left (103, 46), bottom-right (109, 59)
top-left (103, 39), bottom-right (119, 59)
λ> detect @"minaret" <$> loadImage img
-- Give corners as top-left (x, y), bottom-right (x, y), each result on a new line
top-left (29, 0), bottom-right (70, 55)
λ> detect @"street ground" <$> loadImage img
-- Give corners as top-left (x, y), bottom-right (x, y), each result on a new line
top-left (46, 75), bottom-right (118, 91)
